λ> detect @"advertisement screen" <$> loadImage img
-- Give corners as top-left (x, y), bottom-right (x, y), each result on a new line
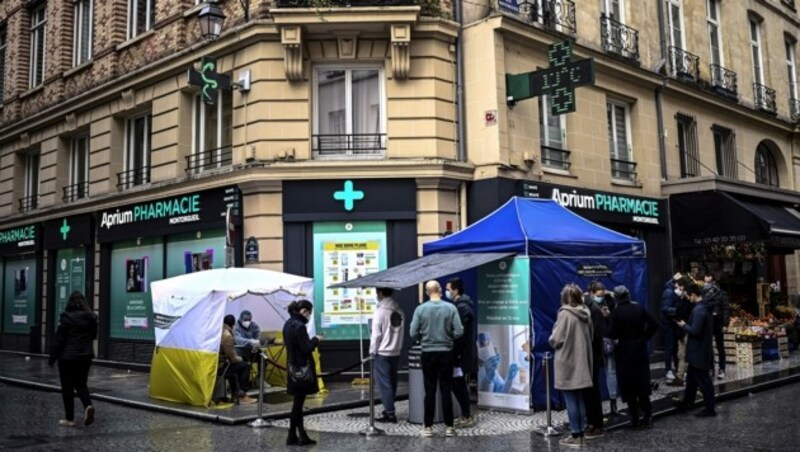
top-left (165, 230), bottom-right (225, 278)
top-left (54, 247), bottom-right (88, 331)
top-left (2, 255), bottom-right (38, 334)
top-left (109, 238), bottom-right (164, 340)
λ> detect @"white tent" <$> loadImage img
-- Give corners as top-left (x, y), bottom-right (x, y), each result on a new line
top-left (148, 268), bottom-right (313, 406)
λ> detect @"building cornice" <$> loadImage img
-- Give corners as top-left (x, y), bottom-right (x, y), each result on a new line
top-left (661, 175), bottom-right (800, 204)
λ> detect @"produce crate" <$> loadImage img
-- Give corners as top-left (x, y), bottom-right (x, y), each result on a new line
top-left (778, 336), bottom-right (790, 358)
top-left (735, 342), bottom-right (763, 366)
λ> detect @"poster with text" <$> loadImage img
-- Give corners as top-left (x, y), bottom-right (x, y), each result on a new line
top-left (54, 247), bottom-right (88, 331)
top-left (110, 238), bottom-right (164, 340)
top-left (476, 257), bottom-right (531, 412)
top-left (313, 222), bottom-right (387, 340)
top-left (165, 230), bottom-right (225, 278)
top-left (3, 255), bottom-right (38, 334)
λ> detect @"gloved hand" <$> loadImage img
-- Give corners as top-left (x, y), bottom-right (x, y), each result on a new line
top-left (502, 363), bottom-right (520, 394)
top-left (483, 354), bottom-right (500, 378)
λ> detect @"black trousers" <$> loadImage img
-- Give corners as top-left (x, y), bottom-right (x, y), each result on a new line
top-left (626, 395), bottom-right (652, 425)
top-left (583, 360), bottom-right (604, 429)
top-left (684, 365), bottom-right (716, 413)
top-left (58, 357), bottom-right (93, 421)
top-left (224, 361), bottom-right (250, 396)
top-left (421, 351), bottom-right (454, 427)
top-left (712, 316), bottom-right (726, 371)
top-left (452, 375), bottom-right (471, 417)
top-left (289, 393), bottom-right (307, 435)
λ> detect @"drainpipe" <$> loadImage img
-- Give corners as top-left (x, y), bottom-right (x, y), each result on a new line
top-left (455, 0), bottom-right (467, 163)
top-left (656, 0), bottom-right (668, 180)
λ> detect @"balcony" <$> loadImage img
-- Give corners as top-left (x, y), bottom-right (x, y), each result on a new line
top-left (18, 195), bottom-right (38, 213)
top-left (63, 181), bottom-right (89, 203)
top-left (709, 64), bottom-right (738, 100)
top-left (668, 47), bottom-right (700, 82)
top-left (186, 146), bottom-right (233, 174)
top-left (276, 0), bottom-right (415, 6)
top-left (600, 14), bottom-right (640, 64)
top-left (610, 158), bottom-right (637, 182)
top-left (117, 166), bottom-right (151, 190)
top-left (753, 83), bottom-right (777, 115)
top-left (313, 133), bottom-right (386, 158)
top-left (514, 0), bottom-right (577, 37)
top-left (791, 98), bottom-right (800, 121)
top-left (541, 146), bottom-right (571, 170)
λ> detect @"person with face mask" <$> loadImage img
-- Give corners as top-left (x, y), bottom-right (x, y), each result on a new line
top-left (669, 277), bottom-right (696, 387)
top-left (675, 284), bottom-right (716, 417)
top-left (660, 272), bottom-right (684, 381)
top-left (581, 281), bottom-right (614, 439)
top-left (219, 315), bottom-right (257, 405)
top-left (233, 310), bottom-right (263, 364)
top-left (703, 272), bottom-right (729, 379)
top-left (370, 287), bottom-right (404, 424)
top-left (446, 277), bottom-right (477, 428)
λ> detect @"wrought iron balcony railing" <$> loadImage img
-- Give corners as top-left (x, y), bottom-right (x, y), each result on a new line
top-left (541, 146), bottom-right (571, 170)
top-left (791, 98), bottom-right (800, 121)
top-left (753, 83), bottom-right (777, 115)
top-left (63, 181), bottom-right (89, 203)
top-left (710, 64), bottom-right (738, 99)
top-left (515, 0), bottom-right (577, 37)
top-left (276, 0), bottom-right (414, 6)
top-left (313, 133), bottom-right (386, 157)
top-left (610, 158), bottom-right (637, 182)
top-left (117, 166), bottom-right (151, 190)
top-left (600, 14), bottom-right (639, 64)
top-left (186, 146), bottom-right (233, 174)
top-left (18, 195), bottom-right (38, 213)
top-left (669, 46), bottom-right (700, 82)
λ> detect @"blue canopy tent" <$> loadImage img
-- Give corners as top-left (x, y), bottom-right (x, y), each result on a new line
top-left (423, 197), bottom-right (648, 409)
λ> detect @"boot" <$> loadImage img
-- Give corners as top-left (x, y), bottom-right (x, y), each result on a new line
top-left (609, 399), bottom-right (618, 415)
top-left (297, 426), bottom-right (317, 446)
top-left (286, 421), bottom-right (299, 446)
top-left (641, 412), bottom-right (653, 428)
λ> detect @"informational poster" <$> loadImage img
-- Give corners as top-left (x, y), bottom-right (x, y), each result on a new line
top-left (110, 238), bottom-right (164, 340)
top-left (313, 222), bottom-right (387, 340)
top-left (54, 247), bottom-right (88, 329)
top-left (165, 230), bottom-right (225, 278)
top-left (476, 257), bottom-right (531, 412)
top-left (2, 255), bottom-right (38, 334)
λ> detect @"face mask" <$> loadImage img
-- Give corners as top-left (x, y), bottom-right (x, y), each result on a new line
top-left (593, 296), bottom-right (604, 303)
top-left (445, 290), bottom-right (453, 300)
top-left (241, 321), bottom-right (251, 328)
top-left (674, 288), bottom-right (684, 297)
top-left (704, 283), bottom-right (712, 289)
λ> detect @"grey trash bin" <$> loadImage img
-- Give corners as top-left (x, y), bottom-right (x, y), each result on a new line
top-left (407, 345), bottom-right (461, 424)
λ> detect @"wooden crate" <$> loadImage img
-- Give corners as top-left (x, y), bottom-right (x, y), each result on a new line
top-left (735, 342), bottom-right (763, 366)
top-left (778, 336), bottom-right (790, 358)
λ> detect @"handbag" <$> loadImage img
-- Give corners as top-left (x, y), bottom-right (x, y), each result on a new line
top-left (603, 338), bottom-right (616, 355)
top-left (288, 363), bottom-right (315, 392)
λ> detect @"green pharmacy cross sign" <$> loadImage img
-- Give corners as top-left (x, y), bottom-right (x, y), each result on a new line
top-left (506, 41), bottom-right (595, 115)
top-left (333, 180), bottom-right (365, 211)
top-left (60, 219), bottom-right (71, 241)
top-left (187, 56), bottom-right (232, 105)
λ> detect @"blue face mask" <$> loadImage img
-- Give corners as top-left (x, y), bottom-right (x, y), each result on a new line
top-left (593, 295), bottom-right (604, 303)
top-left (446, 290), bottom-right (453, 300)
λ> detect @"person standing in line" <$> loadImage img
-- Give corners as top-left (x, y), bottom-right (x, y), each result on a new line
top-left (550, 283), bottom-right (593, 449)
top-left (370, 287), bottom-right (405, 423)
top-left (49, 291), bottom-right (98, 427)
top-left (410, 280), bottom-right (464, 438)
top-left (446, 277), bottom-right (477, 429)
top-left (667, 277), bottom-right (695, 387)
top-left (581, 281), bottom-right (611, 439)
top-left (283, 300), bottom-right (324, 446)
top-left (676, 284), bottom-right (717, 417)
top-left (704, 273), bottom-right (729, 379)
top-left (660, 272), bottom-right (683, 381)
top-left (605, 285), bottom-right (659, 429)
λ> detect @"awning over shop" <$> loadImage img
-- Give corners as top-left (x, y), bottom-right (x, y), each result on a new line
top-left (328, 252), bottom-right (514, 290)
top-left (671, 190), bottom-right (800, 249)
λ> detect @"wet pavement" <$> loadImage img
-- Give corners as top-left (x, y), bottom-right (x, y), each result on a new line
top-left (1, 380), bottom-right (799, 451)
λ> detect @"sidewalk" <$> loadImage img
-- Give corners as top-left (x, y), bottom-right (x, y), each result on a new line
top-left (1, 350), bottom-right (799, 431)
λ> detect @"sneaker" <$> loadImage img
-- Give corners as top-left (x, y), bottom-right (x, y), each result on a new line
top-left (445, 427), bottom-right (457, 437)
top-left (84, 405), bottom-right (95, 426)
top-left (666, 370), bottom-right (676, 380)
top-left (584, 427), bottom-right (605, 439)
top-left (374, 413), bottom-right (398, 423)
top-left (420, 427), bottom-right (434, 437)
top-left (455, 416), bottom-right (475, 428)
top-left (559, 435), bottom-right (585, 448)
top-left (58, 420), bottom-right (76, 427)
top-left (717, 370), bottom-right (726, 380)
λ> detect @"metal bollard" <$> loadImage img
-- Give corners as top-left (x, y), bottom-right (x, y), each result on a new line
top-left (359, 354), bottom-right (385, 437)
top-left (249, 352), bottom-right (271, 428)
top-left (534, 352), bottom-right (561, 437)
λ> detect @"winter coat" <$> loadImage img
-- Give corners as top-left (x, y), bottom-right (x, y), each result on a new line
top-left (682, 299), bottom-right (714, 370)
top-left (452, 294), bottom-right (477, 371)
top-left (606, 296), bottom-right (658, 402)
top-left (283, 313), bottom-right (320, 396)
top-left (49, 310), bottom-right (97, 365)
top-left (549, 305), bottom-right (593, 391)
top-left (583, 294), bottom-right (609, 366)
top-left (233, 320), bottom-right (261, 359)
top-left (219, 324), bottom-right (242, 366)
top-left (369, 297), bottom-right (405, 357)
top-left (704, 285), bottom-right (730, 326)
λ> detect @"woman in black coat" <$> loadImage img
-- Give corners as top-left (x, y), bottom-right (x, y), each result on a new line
top-left (283, 299), bottom-right (322, 446)
top-left (605, 286), bottom-right (658, 429)
top-left (49, 291), bottom-right (98, 427)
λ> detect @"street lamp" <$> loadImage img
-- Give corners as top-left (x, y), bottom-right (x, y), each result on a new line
top-left (198, 1), bottom-right (226, 41)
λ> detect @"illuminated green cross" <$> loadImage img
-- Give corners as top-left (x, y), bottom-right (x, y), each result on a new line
top-left (333, 180), bottom-right (364, 211)
top-left (59, 219), bottom-right (71, 241)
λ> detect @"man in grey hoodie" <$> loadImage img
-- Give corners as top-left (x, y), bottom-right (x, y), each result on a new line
top-left (370, 287), bottom-right (405, 423)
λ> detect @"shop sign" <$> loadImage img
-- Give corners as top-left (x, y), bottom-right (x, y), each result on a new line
top-left (43, 215), bottom-right (93, 249)
top-left (520, 181), bottom-right (665, 226)
top-left (97, 187), bottom-right (241, 243)
top-left (245, 237), bottom-right (259, 264)
top-left (0, 224), bottom-right (39, 255)
top-left (283, 179), bottom-right (416, 222)
top-left (577, 264), bottom-right (613, 278)
top-left (187, 56), bottom-right (231, 105)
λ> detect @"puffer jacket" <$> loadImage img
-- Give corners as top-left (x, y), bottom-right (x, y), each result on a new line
top-left (49, 310), bottom-right (97, 365)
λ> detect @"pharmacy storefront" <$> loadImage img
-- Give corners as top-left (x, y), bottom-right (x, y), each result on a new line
top-left (0, 223), bottom-right (42, 352)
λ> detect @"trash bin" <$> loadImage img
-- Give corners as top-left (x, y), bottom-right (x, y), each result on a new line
top-left (407, 345), bottom-right (461, 424)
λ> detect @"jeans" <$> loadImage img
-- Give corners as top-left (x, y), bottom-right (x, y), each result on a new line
top-left (58, 357), bottom-right (93, 421)
top-left (605, 354), bottom-right (618, 399)
top-left (562, 389), bottom-right (587, 436)
top-left (421, 351), bottom-right (454, 427)
top-left (713, 316), bottom-right (726, 371)
top-left (662, 322), bottom-right (677, 372)
top-left (684, 365), bottom-right (715, 413)
top-left (374, 354), bottom-right (400, 416)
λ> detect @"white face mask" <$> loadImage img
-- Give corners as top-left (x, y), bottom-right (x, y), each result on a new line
top-left (445, 290), bottom-right (453, 300)
top-left (674, 288), bottom-right (684, 297)
top-left (241, 321), bottom-right (251, 329)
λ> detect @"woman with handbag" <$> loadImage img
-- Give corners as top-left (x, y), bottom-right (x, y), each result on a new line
top-left (283, 299), bottom-right (323, 446)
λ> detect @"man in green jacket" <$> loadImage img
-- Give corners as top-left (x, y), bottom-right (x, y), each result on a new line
top-left (410, 280), bottom-right (464, 438)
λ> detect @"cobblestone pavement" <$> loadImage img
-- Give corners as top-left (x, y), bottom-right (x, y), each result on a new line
top-left (2, 381), bottom-right (800, 451)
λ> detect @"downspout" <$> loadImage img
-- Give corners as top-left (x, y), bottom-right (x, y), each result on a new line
top-left (656, 0), bottom-right (668, 180)
top-left (455, 0), bottom-right (467, 163)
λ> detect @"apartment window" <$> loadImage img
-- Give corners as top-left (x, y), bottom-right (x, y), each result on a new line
top-left (128, 0), bottom-right (155, 40)
top-left (712, 125), bottom-right (737, 179)
top-left (750, 17), bottom-right (764, 86)
top-left (755, 143), bottom-right (778, 187)
top-left (707, 0), bottom-right (722, 67)
top-left (29, 3), bottom-right (47, 88)
top-left (787, 38), bottom-right (798, 100)
top-left (22, 151), bottom-right (40, 212)
top-left (314, 67), bottom-right (385, 157)
top-left (603, 0), bottom-right (623, 22)
top-left (191, 90), bottom-right (233, 172)
top-left (73, 0), bottom-right (92, 66)
top-left (676, 114), bottom-right (699, 178)
top-left (123, 113), bottom-right (152, 188)
top-left (667, 0), bottom-right (684, 50)
top-left (539, 95), bottom-right (569, 170)
top-left (606, 101), bottom-right (635, 181)
top-left (67, 135), bottom-right (89, 201)
top-left (0, 25), bottom-right (6, 102)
